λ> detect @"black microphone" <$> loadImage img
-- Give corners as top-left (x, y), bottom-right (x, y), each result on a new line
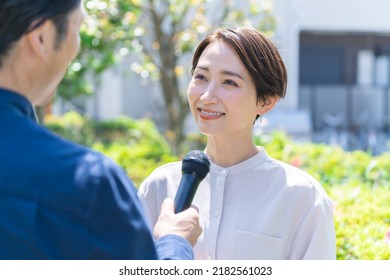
top-left (174, 150), bottom-right (210, 213)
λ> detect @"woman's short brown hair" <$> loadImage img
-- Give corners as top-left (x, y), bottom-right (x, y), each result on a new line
top-left (191, 26), bottom-right (287, 106)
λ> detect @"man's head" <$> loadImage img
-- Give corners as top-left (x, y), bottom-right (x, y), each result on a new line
top-left (0, 0), bottom-right (84, 106)
top-left (0, 0), bottom-right (82, 68)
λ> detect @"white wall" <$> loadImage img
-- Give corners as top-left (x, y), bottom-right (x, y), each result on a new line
top-left (295, 0), bottom-right (390, 32)
top-left (86, 68), bottom-right (122, 120)
top-left (85, 55), bottom-right (163, 123)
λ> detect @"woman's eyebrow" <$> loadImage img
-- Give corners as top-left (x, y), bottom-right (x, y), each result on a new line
top-left (196, 66), bottom-right (245, 81)
top-left (221, 70), bottom-right (245, 81)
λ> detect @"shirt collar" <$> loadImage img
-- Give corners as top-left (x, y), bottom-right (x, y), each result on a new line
top-left (210, 148), bottom-right (270, 176)
top-left (0, 87), bottom-right (37, 122)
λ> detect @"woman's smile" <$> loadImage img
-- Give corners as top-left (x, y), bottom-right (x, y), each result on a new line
top-left (198, 108), bottom-right (225, 120)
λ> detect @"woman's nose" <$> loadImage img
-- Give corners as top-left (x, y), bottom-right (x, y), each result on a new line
top-left (199, 83), bottom-right (219, 104)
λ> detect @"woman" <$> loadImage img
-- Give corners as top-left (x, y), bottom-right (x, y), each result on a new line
top-left (138, 26), bottom-right (336, 260)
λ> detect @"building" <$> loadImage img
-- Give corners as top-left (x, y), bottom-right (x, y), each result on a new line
top-left (272, 0), bottom-right (390, 154)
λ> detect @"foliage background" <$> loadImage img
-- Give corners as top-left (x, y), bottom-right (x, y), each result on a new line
top-left (44, 113), bottom-right (390, 260)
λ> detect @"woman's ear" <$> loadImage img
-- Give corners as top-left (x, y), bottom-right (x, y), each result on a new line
top-left (256, 95), bottom-right (280, 115)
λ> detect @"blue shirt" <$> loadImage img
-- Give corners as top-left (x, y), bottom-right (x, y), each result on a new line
top-left (0, 88), bottom-right (193, 260)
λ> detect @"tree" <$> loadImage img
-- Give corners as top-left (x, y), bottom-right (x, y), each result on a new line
top-left (54, 0), bottom-right (141, 111)
top-left (127, 0), bottom-right (275, 153)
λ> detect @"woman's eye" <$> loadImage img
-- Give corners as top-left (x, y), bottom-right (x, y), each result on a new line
top-left (224, 79), bottom-right (238, 87)
top-left (194, 74), bottom-right (207, 81)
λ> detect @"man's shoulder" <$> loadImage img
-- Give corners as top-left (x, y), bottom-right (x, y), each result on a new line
top-left (30, 125), bottom-right (127, 187)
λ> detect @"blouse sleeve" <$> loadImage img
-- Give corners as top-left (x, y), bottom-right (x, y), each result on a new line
top-left (288, 194), bottom-right (336, 259)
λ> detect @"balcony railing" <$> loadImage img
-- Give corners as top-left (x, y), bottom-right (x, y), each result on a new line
top-left (299, 85), bottom-right (390, 155)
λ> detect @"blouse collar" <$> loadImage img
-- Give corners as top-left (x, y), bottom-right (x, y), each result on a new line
top-left (210, 148), bottom-right (270, 176)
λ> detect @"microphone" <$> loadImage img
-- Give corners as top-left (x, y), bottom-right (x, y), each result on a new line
top-left (174, 150), bottom-right (210, 213)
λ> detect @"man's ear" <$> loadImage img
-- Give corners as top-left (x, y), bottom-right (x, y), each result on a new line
top-left (256, 95), bottom-right (280, 115)
top-left (25, 20), bottom-right (52, 60)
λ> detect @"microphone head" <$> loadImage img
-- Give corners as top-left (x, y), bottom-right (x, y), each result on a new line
top-left (181, 150), bottom-right (210, 180)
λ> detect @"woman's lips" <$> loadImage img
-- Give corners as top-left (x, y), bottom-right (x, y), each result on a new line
top-left (198, 108), bottom-right (225, 120)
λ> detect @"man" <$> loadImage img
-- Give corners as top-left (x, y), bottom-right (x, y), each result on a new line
top-left (0, 0), bottom-right (201, 259)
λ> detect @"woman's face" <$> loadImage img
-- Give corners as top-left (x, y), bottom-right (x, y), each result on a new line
top-left (187, 40), bottom-right (262, 138)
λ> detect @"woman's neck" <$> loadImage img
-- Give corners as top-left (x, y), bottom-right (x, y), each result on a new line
top-left (205, 136), bottom-right (260, 167)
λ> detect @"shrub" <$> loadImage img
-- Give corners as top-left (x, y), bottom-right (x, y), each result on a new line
top-left (44, 111), bottom-right (94, 145)
top-left (331, 183), bottom-right (390, 259)
top-left (92, 142), bottom-right (177, 187)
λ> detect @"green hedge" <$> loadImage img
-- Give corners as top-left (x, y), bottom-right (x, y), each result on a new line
top-left (44, 112), bottom-right (390, 259)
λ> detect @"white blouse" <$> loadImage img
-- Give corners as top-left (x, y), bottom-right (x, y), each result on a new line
top-left (138, 148), bottom-right (336, 260)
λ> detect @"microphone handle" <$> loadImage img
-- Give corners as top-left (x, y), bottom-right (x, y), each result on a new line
top-left (174, 173), bottom-right (201, 213)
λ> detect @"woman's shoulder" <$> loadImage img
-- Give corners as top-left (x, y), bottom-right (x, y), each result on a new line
top-left (140, 161), bottom-right (182, 188)
top-left (148, 161), bottom-right (182, 176)
top-left (262, 151), bottom-right (330, 201)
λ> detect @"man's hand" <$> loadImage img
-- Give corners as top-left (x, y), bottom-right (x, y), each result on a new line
top-left (153, 198), bottom-right (202, 246)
